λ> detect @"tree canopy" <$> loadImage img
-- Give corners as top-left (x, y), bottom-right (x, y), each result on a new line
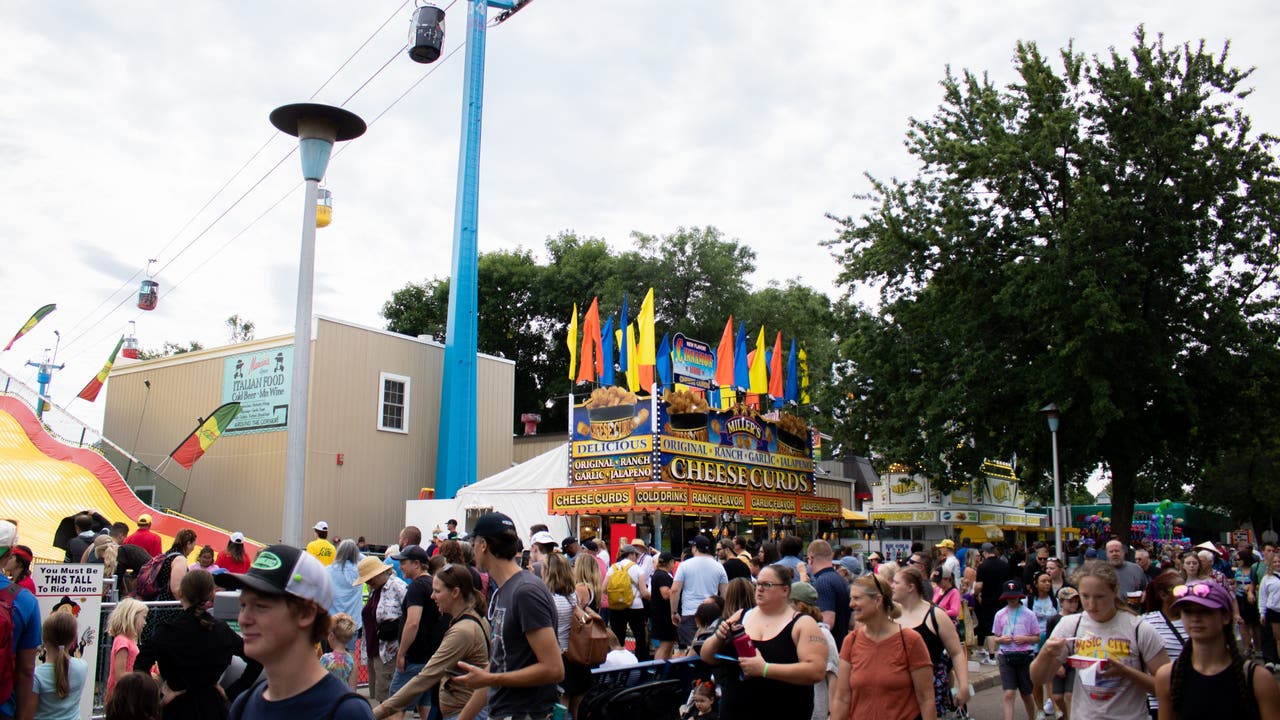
top-left (824, 28), bottom-right (1280, 542)
top-left (382, 227), bottom-right (840, 435)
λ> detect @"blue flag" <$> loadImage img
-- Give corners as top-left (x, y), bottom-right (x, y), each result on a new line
top-left (600, 315), bottom-right (616, 386)
top-left (656, 333), bottom-right (672, 388)
top-left (733, 323), bottom-right (749, 390)
top-left (785, 338), bottom-right (798, 403)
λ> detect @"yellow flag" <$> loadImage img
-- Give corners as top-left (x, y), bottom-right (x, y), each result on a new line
top-left (626, 323), bottom-right (640, 392)
top-left (637, 288), bottom-right (655, 365)
top-left (567, 303), bottom-right (578, 380)
top-left (749, 326), bottom-right (768, 393)
top-left (798, 347), bottom-right (810, 404)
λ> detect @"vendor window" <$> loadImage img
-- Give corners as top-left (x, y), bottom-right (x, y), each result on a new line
top-left (378, 372), bottom-right (410, 433)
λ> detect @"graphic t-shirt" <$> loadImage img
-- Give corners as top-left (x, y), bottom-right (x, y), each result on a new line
top-left (306, 538), bottom-right (336, 566)
top-left (487, 570), bottom-right (558, 718)
top-left (320, 650), bottom-right (354, 683)
top-left (1048, 611), bottom-right (1164, 720)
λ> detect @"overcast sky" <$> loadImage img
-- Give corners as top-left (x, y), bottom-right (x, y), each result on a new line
top-left (3, 1), bottom-right (1278, 433)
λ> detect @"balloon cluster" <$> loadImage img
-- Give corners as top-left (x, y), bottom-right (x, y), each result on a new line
top-left (1079, 514), bottom-right (1111, 542)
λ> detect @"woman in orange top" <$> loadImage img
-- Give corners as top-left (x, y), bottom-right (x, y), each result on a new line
top-left (831, 574), bottom-right (936, 720)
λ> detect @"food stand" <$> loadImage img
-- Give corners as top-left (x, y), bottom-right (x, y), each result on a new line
top-left (548, 387), bottom-right (840, 553)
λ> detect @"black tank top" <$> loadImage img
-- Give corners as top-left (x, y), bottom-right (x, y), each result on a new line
top-left (719, 611), bottom-right (814, 720)
top-left (1180, 663), bottom-right (1257, 719)
top-left (913, 607), bottom-right (948, 665)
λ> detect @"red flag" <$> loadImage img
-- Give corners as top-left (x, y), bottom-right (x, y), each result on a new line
top-left (714, 316), bottom-right (734, 387)
top-left (575, 298), bottom-right (603, 383)
top-left (769, 331), bottom-right (784, 398)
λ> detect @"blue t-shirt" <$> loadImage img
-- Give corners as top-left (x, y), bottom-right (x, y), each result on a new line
top-left (811, 566), bottom-right (852, 642)
top-left (1, 578), bottom-right (41, 717)
top-left (229, 673), bottom-right (372, 720)
top-left (32, 657), bottom-right (88, 720)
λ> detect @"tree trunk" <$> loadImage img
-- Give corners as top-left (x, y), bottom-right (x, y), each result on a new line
top-left (1107, 459), bottom-right (1138, 547)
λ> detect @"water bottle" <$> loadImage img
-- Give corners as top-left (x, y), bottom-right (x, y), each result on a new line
top-left (731, 627), bottom-right (757, 658)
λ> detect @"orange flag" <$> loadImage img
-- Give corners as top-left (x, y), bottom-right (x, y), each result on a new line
top-left (714, 316), bottom-right (734, 387)
top-left (575, 298), bottom-right (603, 383)
top-left (769, 332), bottom-right (784, 398)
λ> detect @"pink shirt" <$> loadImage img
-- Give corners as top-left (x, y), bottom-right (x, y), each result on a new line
top-left (106, 634), bottom-right (139, 701)
top-left (933, 586), bottom-right (961, 620)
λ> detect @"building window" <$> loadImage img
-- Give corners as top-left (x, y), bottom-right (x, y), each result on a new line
top-left (135, 486), bottom-right (156, 506)
top-left (378, 372), bottom-right (411, 433)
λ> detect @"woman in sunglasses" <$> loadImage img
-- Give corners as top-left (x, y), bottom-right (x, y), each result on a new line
top-left (830, 574), bottom-right (937, 720)
top-left (1153, 580), bottom-right (1280, 719)
top-left (1031, 561), bottom-right (1170, 720)
top-left (701, 564), bottom-right (826, 720)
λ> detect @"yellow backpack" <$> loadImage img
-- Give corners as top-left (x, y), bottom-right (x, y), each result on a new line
top-left (605, 560), bottom-right (636, 607)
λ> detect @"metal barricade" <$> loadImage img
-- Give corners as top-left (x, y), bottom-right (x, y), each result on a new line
top-left (92, 600), bottom-right (182, 716)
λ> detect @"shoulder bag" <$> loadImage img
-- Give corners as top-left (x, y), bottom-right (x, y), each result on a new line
top-left (567, 602), bottom-right (610, 666)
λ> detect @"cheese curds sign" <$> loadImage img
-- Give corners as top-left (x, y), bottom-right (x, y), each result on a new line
top-left (553, 384), bottom-right (837, 519)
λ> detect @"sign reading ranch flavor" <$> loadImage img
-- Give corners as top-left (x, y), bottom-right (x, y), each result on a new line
top-left (221, 345), bottom-right (292, 435)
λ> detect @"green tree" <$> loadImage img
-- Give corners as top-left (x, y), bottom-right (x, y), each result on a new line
top-left (824, 29), bottom-right (1280, 543)
top-left (226, 315), bottom-right (255, 343)
top-left (137, 340), bottom-right (204, 360)
top-left (382, 227), bottom-right (836, 434)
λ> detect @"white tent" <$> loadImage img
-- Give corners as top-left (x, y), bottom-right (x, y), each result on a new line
top-left (404, 443), bottom-right (572, 543)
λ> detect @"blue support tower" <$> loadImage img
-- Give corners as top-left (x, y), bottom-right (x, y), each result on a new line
top-left (436, 0), bottom-right (516, 500)
top-left (26, 360), bottom-right (64, 418)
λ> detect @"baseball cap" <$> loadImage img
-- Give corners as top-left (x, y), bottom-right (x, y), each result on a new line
top-left (935, 539), bottom-right (955, 550)
top-left (999, 579), bottom-right (1026, 600)
top-left (229, 532), bottom-right (245, 544)
top-left (619, 544), bottom-right (638, 557)
top-left (1171, 580), bottom-right (1232, 612)
top-left (0, 520), bottom-right (15, 548)
top-left (980, 542), bottom-right (995, 552)
top-left (392, 544), bottom-right (431, 563)
top-left (215, 544), bottom-right (333, 609)
top-left (790, 581), bottom-right (818, 605)
top-left (313, 521), bottom-right (329, 532)
top-left (446, 518), bottom-right (458, 526)
top-left (137, 514), bottom-right (152, 527)
top-left (689, 535), bottom-right (711, 551)
top-left (1057, 586), bottom-right (1079, 601)
top-left (530, 531), bottom-right (557, 546)
top-left (472, 512), bottom-right (517, 539)
top-left (867, 551), bottom-right (883, 562)
top-left (838, 556), bottom-right (861, 574)
top-left (562, 537), bottom-right (579, 551)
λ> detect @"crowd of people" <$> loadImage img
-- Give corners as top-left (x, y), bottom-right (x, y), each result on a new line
top-left (5, 513), bottom-right (1280, 720)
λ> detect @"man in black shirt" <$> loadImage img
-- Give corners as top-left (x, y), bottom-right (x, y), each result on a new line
top-left (973, 542), bottom-right (1010, 664)
top-left (455, 512), bottom-right (563, 720)
top-left (389, 545), bottom-right (444, 719)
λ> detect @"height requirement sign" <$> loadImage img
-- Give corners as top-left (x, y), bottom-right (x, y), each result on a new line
top-left (221, 345), bottom-right (293, 434)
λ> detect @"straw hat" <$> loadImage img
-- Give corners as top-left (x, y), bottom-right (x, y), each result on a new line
top-left (352, 556), bottom-right (392, 586)
top-left (1193, 541), bottom-right (1221, 557)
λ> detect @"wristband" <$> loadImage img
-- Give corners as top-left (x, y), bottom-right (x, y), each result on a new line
top-left (763, 662), bottom-right (770, 678)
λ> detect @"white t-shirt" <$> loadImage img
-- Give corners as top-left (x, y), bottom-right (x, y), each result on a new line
top-left (941, 555), bottom-right (961, 586)
top-left (610, 560), bottom-right (645, 610)
top-left (1048, 610), bottom-right (1164, 720)
top-left (672, 555), bottom-right (728, 616)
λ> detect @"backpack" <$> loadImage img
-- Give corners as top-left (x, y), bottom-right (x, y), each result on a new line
top-left (605, 561), bottom-right (636, 608)
top-left (134, 552), bottom-right (178, 600)
top-left (0, 584), bottom-right (22, 705)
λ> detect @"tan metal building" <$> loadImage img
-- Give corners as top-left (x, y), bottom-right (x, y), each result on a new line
top-left (102, 316), bottom-right (514, 544)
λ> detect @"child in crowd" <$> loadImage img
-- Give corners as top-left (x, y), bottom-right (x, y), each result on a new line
top-left (680, 680), bottom-right (718, 720)
top-left (320, 613), bottom-right (358, 688)
top-left (600, 630), bottom-right (638, 669)
top-left (993, 579), bottom-right (1041, 720)
top-left (1045, 586), bottom-right (1081, 720)
top-left (104, 672), bottom-right (161, 720)
top-left (105, 598), bottom-right (149, 703)
top-left (33, 612), bottom-right (88, 720)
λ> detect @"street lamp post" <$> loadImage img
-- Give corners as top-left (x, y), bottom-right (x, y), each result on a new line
top-left (1040, 403), bottom-right (1064, 562)
top-left (270, 103), bottom-right (366, 546)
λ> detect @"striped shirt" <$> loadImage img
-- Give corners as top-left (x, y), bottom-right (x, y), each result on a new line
top-left (1141, 610), bottom-right (1185, 712)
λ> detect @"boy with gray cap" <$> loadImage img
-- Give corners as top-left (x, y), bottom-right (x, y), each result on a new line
top-left (219, 544), bottom-right (372, 719)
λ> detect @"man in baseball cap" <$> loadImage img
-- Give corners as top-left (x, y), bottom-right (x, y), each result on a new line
top-left (453, 513), bottom-right (563, 719)
top-left (307, 521), bottom-right (336, 567)
top-left (125, 513), bottom-right (162, 556)
top-left (217, 545), bottom-right (370, 717)
top-left (0, 521), bottom-right (39, 720)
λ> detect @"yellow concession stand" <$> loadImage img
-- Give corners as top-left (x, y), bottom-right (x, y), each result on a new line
top-left (550, 391), bottom-right (840, 552)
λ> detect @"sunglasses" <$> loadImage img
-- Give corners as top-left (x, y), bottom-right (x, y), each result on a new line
top-left (1172, 583), bottom-right (1212, 599)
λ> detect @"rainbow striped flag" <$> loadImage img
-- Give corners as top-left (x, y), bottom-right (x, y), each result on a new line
top-left (4, 304), bottom-right (55, 351)
top-left (77, 336), bottom-right (123, 402)
top-left (170, 402), bottom-right (242, 469)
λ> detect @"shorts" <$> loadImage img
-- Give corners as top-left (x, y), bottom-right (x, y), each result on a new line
top-left (998, 653), bottom-right (1034, 695)
top-left (1052, 667), bottom-right (1075, 695)
top-left (1266, 608), bottom-right (1280, 625)
top-left (390, 661), bottom-right (431, 708)
top-left (651, 613), bottom-right (677, 642)
top-left (677, 615), bottom-right (698, 647)
top-left (562, 654), bottom-right (593, 695)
